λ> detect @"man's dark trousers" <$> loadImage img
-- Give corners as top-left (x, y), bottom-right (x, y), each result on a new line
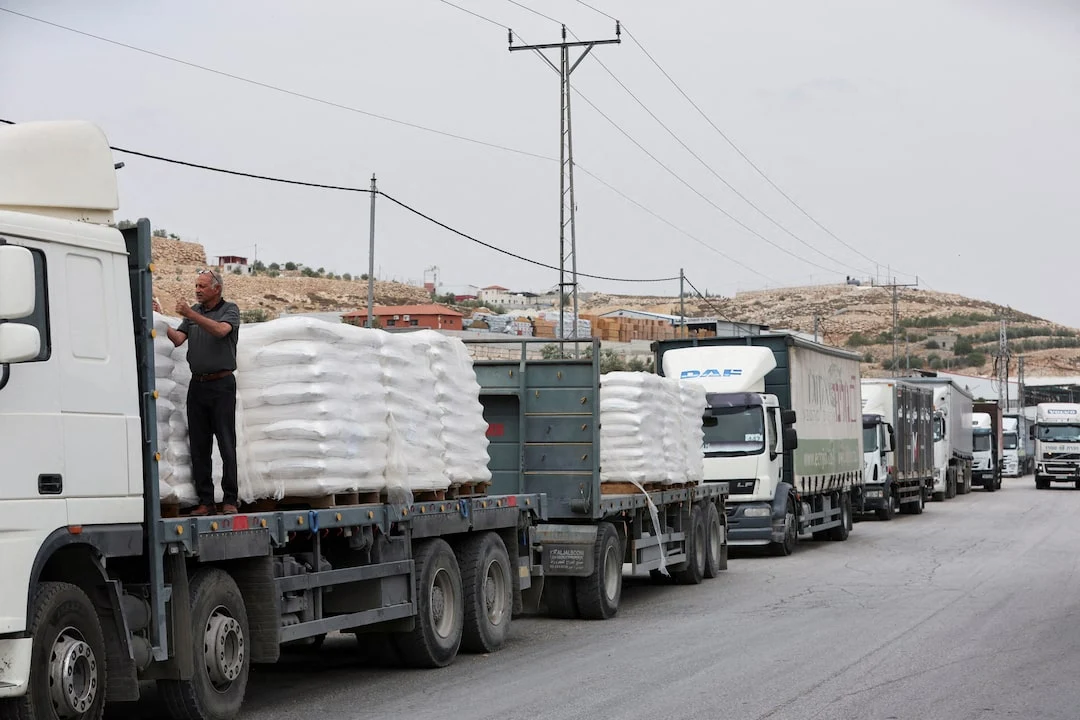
top-left (187, 374), bottom-right (238, 506)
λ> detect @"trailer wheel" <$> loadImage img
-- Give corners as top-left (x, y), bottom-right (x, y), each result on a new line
top-left (456, 533), bottom-right (512, 653)
top-left (902, 489), bottom-right (925, 515)
top-left (704, 503), bottom-right (725, 578)
top-left (0, 582), bottom-right (107, 720)
top-left (1035, 476), bottom-right (1050, 490)
top-left (542, 577), bottom-right (579, 618)
top-left (395, 539), bottom-right (463, 668)
top-left (829, 493), bottom-right (851, 541)
top-left (769, 498), bottom-right (797, 557)
top-left (945, 468), bottom-right (957, 499)
top-left (575, 523), bottom-right (624, 619)
top-left (159, 568), bottom-right (249, 720)
top-left (674, 506), bottom-right (706, 586)
top-left (876, 492), bottom-right (897, 521)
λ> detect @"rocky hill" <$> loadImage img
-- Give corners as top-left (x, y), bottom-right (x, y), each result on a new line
top-left (583, 283), bottom-right (1080, 378)
top-left (150, 237), bottom-right (429, 318)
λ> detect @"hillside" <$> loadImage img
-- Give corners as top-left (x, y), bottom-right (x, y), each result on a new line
top-left (150, 238), bottom-right (429, 318)
top-left (583, 283), bottom-right (1080, 378)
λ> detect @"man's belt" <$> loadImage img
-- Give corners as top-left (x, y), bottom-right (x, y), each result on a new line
top-left (191, 369), bottom-right (234, 382)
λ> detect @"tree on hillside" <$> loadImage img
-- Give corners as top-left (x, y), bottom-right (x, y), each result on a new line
top-left (152, 228), bottom-right (167, 238)
top-left (285, 262), bottom-right (297, 271)
top-left (342, 273), bottom-right (352, 281)
top-left (269, 262), bottom-right (280, 271)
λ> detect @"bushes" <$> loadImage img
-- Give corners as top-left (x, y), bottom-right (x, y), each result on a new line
top-left (846, 332), bottom-right (872, 347)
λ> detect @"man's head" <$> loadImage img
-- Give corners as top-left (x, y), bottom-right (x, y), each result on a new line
top-left (195, 269), bottom-right (224, 305)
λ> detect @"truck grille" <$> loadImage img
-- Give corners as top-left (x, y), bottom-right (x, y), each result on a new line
top-left (728, 480), bottom-right (757, 495)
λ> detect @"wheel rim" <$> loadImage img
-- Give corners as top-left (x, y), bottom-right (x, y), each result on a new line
top-left (48, 627), bottom-right (98, 718)
top-left (708, 515), bottom-right (721, 565)
top-left (602, 543), bottom-right (620, 601)
top-left (483, 558), bottom-right (508, 626)
top-left (204, 605), bottom-right (245, 692)
top-left (430, 568), bottom-right (456, 639)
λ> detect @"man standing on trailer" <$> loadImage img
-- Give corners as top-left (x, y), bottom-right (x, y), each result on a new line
top-left (163, 269), bottom-right (242, 516)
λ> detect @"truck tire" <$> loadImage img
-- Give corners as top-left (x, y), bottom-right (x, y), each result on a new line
top-left (946, 468), bottom-right (957, 499)
top-left (394, 539), bottom-right (463, 668)
top-left (159, 568), bottom-right (249, 720)
top-left (1035, 476), bottom-right (1050, 490)
top-left (704, 503), bottom-right (725, 579)
top-left (543, 577), bottom-right (579, 618)
top-left (576, 522), bottom-right (624, 618)
top-left (901, 488), bottom-right (925, 515)
top-left (674, 507), bottom-right (706, 586)
top-left (0, 582), bottom-right (107, 720)
top-left (456, 532), bottom-right (512, 653)
top-left (769, 498), bottom-right (797, 557)
top-left (829, 493), bottom-right (851, 541)
top-left (876, 492), bottom-right (897, 521)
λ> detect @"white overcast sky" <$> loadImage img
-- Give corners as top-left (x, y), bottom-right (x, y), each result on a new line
top-left (2, 1), bottom-right (1079, 322)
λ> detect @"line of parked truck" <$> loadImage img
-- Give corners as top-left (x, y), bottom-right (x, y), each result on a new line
top-left (3, 120), bottom-right (1079, 720)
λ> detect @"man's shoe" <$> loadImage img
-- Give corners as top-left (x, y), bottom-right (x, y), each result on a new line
top-left (188, 505), bottom-right (212, 517)
top-left (222, 504), bottom-right (239, 515)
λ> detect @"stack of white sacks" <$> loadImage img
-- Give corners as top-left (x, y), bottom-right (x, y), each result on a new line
top-left (599, 371), bottom-right (707, 486)
top-left (151, 316), bottom-right (491, 506)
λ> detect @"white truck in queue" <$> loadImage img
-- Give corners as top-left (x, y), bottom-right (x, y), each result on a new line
top-left (1002, 413), bottom-right (1032, 477)
top-left (905, 376), bottom-right (974, 497)
top-left (971, 402), bottom-right (1003, 492)
top-left (655, 333), bottom-right (864, 557)
top-left (1032, 403), bottom-right (1080, 489)
top-left (860, 379), bottom-right (934, 519)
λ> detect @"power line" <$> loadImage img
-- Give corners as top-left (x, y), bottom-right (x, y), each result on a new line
top-left (571, 86), bottom-right (847, 277)
top-left (504, 0), bottom-right (562, 25)
top-left (0, 6), bottom-right (553, 163)
top-left (683, 275), bottom-right (747, 334)
top-left (379, 191), bottom-right (678, 283)
top-left (575, 165), bottom-right (772, 283)
top-left (564, 29), bottom-right (870, 277)
top-left (434, 0), bottom-right (507, 29)
top-left (0, 117), bottom-right (676, 283)
top-left (574, 0), bottom-right (918, 281)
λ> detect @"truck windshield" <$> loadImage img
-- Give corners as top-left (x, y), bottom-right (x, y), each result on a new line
top-left (933, 415), bottom-right (945, 443)
top-left (862, 425), bottom-right (878, 452)
top-left (702, 406), bottom-right (765, 457)
top-left (1003, 433), bottom-right (1018, 450)
top-left (1036, 425), bottom-right (1080, 442)
top-left (973, 432), bottom-right (992, 452)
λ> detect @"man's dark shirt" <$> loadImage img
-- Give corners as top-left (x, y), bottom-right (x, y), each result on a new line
top-left (177, 300), bottom-right (240, 374)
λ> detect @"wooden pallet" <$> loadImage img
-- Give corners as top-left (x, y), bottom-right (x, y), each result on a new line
top-left (160, 502), bottom-right (181, 518)
top-left (241, 491), bottom-right (384, 513)
top-left (600, 481), bottom-right (662, 495)
top-left (447, 481), bottom-right (491, 498)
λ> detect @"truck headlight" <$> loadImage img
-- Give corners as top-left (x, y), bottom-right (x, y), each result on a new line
top-left (743, 506), bottom-right (771, 518)
top-left (865, 489), bottom-right (884, 498)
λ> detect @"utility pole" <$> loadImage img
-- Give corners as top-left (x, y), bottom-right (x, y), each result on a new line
top-left (510, 23), bottom-right (620, 340)
top-left (367, 174), bottom-right (377, 328)
top-left (994, 316), bottom-right (1011, 410)
top-left (680, 268), bottom-right (686, 339)
top-left (1018, 355), bottom-right (1026, 411)
top-left (886, 276), bottom-right (919, 377)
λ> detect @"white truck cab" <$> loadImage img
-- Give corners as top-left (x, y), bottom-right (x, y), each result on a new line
top-left (972, 412), bottom-right (995, 482)
top-left (1033, 403), bottom-right (1080, 489)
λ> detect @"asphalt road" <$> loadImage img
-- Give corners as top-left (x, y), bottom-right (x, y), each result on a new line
top-left (118, 475), bottom-right (1080, 720)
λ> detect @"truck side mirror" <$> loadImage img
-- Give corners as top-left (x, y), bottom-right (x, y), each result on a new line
top-left (0, 323), bottom-right (41, 364)
top-left (1029, 426), bottom-right (1035, 440)
top-left (783, 426), bottom-right (798, 451)
top-left (887, 425), bottom-right (896, 453)
top-left (0, 245), bottom-right (37, 320)
top-left (781, 409), bottom-right (797, 426)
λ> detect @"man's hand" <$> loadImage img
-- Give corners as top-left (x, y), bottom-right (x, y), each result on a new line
top-left (175, 300), bottom-right (193, 318)
top-left (152, 298), bottom-right (163, 313)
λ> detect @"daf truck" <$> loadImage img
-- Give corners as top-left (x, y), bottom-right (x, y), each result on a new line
top-left (860, 379), bottom-right (934, 518)
top-left (1002, 413), bottom-right (1032, 477)
top-left (655, 333), bottom-right (863, 556)
top-left (1032, 403), bottom-right (1080, 489)
top-left (972, 401), bottom-right (1003, 491)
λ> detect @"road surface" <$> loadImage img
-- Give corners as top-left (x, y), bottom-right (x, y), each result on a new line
top-left (116, 475), bottom-right (1080, 719)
